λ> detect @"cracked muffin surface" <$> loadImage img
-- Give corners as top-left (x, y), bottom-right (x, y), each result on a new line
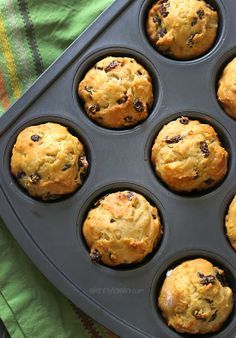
top-left (147, 0), bottom-right (218, 60)
top-left (151, 117), bottom-right (228, 192)
top-left (78, 56), bottom-right (153, 128)
top-left (10, 122), bottom-right (88, 200)
top-left (217, 57), bottom-right (236, 119)
top-left (225, 194), bottom-right (236, 250)
top-left (82, 191), bottom-right (162, 266)
top-left (158, 258), bottom-right (233, 334)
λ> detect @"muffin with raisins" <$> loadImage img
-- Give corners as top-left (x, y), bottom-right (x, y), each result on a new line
top-left (78, 56), bottom-right (153, 128)
top-left (158, 258), bottom-right (233, 334)
top-left (151, 117), bottom-right (228, 192)
top-left (83, 191), bottom-right (162, 266)
top-left (11, 122), bottom-right (88, 200)
top-left (147, 0), bottom-right (218, 60)
top-left (217, 57), bottom-right (236, 119)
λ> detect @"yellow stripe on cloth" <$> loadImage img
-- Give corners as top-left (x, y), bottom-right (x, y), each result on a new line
top-left (0, 70), bottom-right (10, 110)
top-left (0, 16), bottom-right (21, 99)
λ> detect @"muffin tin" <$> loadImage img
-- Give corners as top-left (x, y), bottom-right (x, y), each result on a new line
top-left (0, 0), bottom-right (236, 337)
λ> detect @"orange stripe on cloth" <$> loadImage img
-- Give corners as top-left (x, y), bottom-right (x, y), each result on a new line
top-left (0, 16), bottom-right (21, 99)
top-left (0, 70), bottom-right (10, 110)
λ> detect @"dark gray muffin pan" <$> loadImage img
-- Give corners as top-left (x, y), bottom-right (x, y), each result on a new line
top-left (0, 1), bottom-right (236, 337)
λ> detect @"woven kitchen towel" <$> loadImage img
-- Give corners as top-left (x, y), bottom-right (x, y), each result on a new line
top-left (0, 1), bottom-right (118, 337)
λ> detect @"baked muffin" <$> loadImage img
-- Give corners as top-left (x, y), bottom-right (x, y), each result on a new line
top-left (225, 194), bottom-right (236, 250)
top-left (158, 258), bottom-right (233, 334)
top-left (78, 56), bottom-right (153, 128)
top-left (147, 0), bottom-right (218, 60)
top-left (82, 191), bottom-right (162, 266)
top-left (151, 117), bottom-right (228, 192)
top-left (11, 122), bottom-right (88, 200)
top-left (217, 57), bottom-right (236, 119)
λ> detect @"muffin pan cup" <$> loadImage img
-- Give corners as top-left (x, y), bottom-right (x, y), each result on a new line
top-left (1, 1), bottom-right (236, 337)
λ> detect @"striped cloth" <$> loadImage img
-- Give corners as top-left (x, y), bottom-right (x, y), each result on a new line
top-left (0, 0), bottom-right (112, 114)
top-left (0, 0), bottom-right (119, 337)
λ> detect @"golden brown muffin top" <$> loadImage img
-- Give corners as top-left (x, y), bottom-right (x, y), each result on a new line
top-left (225, 194), bottom-right (236, 250)
top-left (11, 122), bottom-right (88, 200)
top-left (147, 0), bottom-right (218, 60)
top-left (83, 191), bottom-right (162, 266)
top-left (151, 117), bottom-right (228, 192)
top-left (158, 258), bottom-right (233, 334)
top-left (218, 57), bottom-right (236, 119)
top-left (78, 56), bottom-right (153, 128)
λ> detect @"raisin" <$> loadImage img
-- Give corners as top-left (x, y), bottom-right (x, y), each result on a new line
top-left (162, 10), bottom-right (169, 18)
top-left (208, 311), bottom-right (217, 322)
top-left (165, 135), bottom-right (182, 144)
top-left (179, 116), bottom-right (189, 125)
top-left (133, 99), bottom-right (144, 112)
top-left (205, 298), bottom-right (213, 304)
top-left (198, 272), bottom-right (216, 285)
top-left (110, 219), bottom-right (115, 223)
top-left (85, 86), bottom-right (93, 95)
top-left (88, 104), bottom-right (100, 115)
top-left (16, 171), bottom-right (26, 179)
top-left (31, 134), bottom-right (40, 142)
top-left (117, 95), bottom-right (128, 104)
top-left (157, 27), bottom-right (167, 40)
top-left (153, 15), bottom-right (162, 24)
top-left (200, 141), bottom-right (210, 157)
top-left (188, 33), bottom-right (196, 47)
top-left (62, 163), bottom-right (71, 171)
top-left (90, 249), bottom-right (101, 263)
top-left (197, 9), bottom-right (205, 19)
top-left (127, 191), bottom-right (134, 201)
top-left (193, 310), bottom-right (207, 321)
top-left (78, 156), bottom-right (88, 169)
top-left (30, 173), bottom-right (41, 184)
top-left (216, 272), bottom-right (228, 287)
top-left (152, 214), bottom-right (157, 220)
top-left (137, 70), bottom-right (143, 75)
top-left (204, 178), bottom-right (214, 185)
top-left (159, 4), bottom-right (169, 17)
top-left (206, 3), bottom-right (215, 11)
top-left (105, 60), bottom-right (121, 72)
top-left (191, 18), bottom-right (198, 26)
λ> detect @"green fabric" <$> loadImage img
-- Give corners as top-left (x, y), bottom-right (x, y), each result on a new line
top-left (0, 1), bottom-right (116, 337)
